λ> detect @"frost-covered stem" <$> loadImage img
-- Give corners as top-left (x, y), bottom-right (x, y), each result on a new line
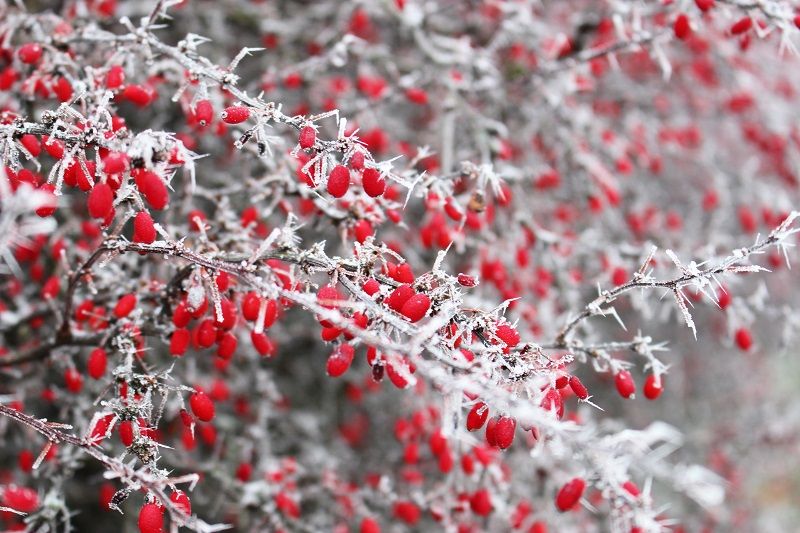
top-left (0, 403), bottom-right (227, 532)
top-left (554, 215), bottom-right (798, 346)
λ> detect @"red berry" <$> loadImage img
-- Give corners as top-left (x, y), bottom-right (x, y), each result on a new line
top-left (327, 164), bottom-right (350, 198)
top-left (216, 332), bottom-right (237, 359)
top-left (643, 374), bottom-right (663, 400)
top-left (623, 480), bottom-right (640, 498)
top-left (87, 348), bottom-right (107, 379)
top-left (20, 134), bottom-right (41, 157)
top-left (187, 210), bottom-right (206, 231)
top-left (350, 151), bottom-right (365, 170)
top-left (718, 287), bottom-right (731, 310)
top-left (362, 168), bottom-right (386, 197)
top-left (43, 136), bottom-right (65, 159)
top-left (213, 298), bottom-right (238, 330)
top-left (457, 273), bottom-right (477, 287)
top-left (735, 327), bottom-right (752, 351)
top-left (494, 416), bottom-right (516, 449)
top-left (469, 489), bottom-right (493, 516)
top-left (385, 284), bottom-right (415, 311)
top-left (133, 211), bottom-right (157, 244)
top-left (123, 84), bottom-right (152, 107)
top-left (114, 294), bottom-right (137, 318)
top-left (196, 319), bottom-right (217, 348)
top-left (299, 125), bottom-right (316, 149)
top-left (194, 99), bottom-right (213, 126)
top-left (102, 152), bottom-right (129, 174)
top-left (170, 328), bottom-right (191, 356)
top-left (555, 477), bottom-right (585, 512)
top-left (189, 391), bottom-right (215, 422)
top-left (18, 43), bottom-right (43, 64)
top-left (326, 344), bottom-right (355, 377)
top-left (35, 184), bottom-right (58, 217)
top-left (394, 263), bottom-right (415, 283)
top-left (87, 183), bottom-right (114, 219)
top-left (64, 368), bottom-right (83, 393)
top-left (138, 502), bottom-right (164, 533)
top-left (170, 490), bottom-right (191, 515)
top-left (241, 292), bottom-right (261, 321)
top-left (404, 87), bottom-right (428, 105)
top-left (495, 323), bottom-right (520, 349)
top-left (2, 486), bottom-right (39, 513)
top-left (615, 370), bottom-right (636, 399)
top-left (541, 387), bottom-right (564, 419)
top-left (251, 331), bottom-right (275, 357)
top-left (674, 14), bottom-right (691, 40)
top-left (360, 517), bottom-right (381, 533)
top-left (105, 65), bottom-right (125, 88)
top-left (119, 420), bottom-right (134, 447)
top-left (730, 17), bottom-right (752, 35)
top-left (221, 105), bottom-right (250, 124)
top-left (400, 293), bottom-right (430, 322)
top-left (466, 402), bottom-right (489, 431)
top-left (569, 376), bottom-right (589, 400)
top-left (353, 219), bottom-right (373, 243)
top-left (362, 278), bottom-right (380, 296)
top-left (393, 501), bottom-right (420, 525)
top-left (42, 276), bottom-right (60, 299)
top-left (695, 0), bottom-right (714, 11)
top-left (133, 170), bottom-right (168, 210)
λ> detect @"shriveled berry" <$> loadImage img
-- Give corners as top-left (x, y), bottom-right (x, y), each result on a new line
top-left (457, 273), bottom-right (477, 287)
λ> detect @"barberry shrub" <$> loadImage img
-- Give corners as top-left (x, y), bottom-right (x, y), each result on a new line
top-left (0, 1), bottom-right (799, 532)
